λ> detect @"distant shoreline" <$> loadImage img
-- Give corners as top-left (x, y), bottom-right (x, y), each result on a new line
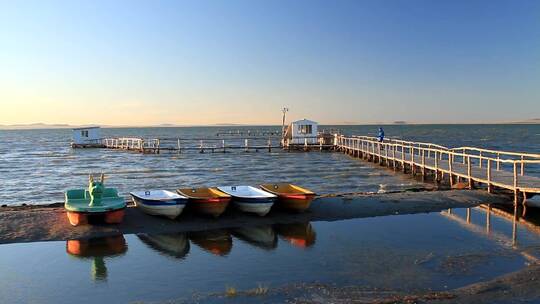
top-left (1, 121), bottom-right (540, 130)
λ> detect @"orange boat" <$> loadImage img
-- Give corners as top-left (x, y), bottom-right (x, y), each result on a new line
top-left (177, 187), bottom-right (231, 218)
top-left (259, 183), bottom-right (316, 212)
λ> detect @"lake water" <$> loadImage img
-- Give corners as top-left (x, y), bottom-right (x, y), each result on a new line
top-left (1, 207), bottom-right (539, 304)
top-left (1, 124), bottom-right (539, 206)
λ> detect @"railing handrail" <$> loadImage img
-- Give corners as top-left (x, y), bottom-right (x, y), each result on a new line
top-left (336, 134), bottom-right (540, 194)
top-left (451, 146), bottom-right (540, 159)
top-left (348, 135), bottom-right (450, 150)
top-left (339, 135), bottom-right (539, 162)
top-left (336, 135), bottom-right (540, 171)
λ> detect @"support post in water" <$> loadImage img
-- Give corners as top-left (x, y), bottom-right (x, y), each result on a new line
top-left (513, 162), bottom-right (519, 206)
top-left (487, 159), bottom-right (492, 193)
top-left (448, 152), bottom-right (454, 186)
top-left (467, 156), bottom-right (473, 189)
top-left (434, 151), bottom-right (440, 182)
top-left (410, 146), bottom-right (415, 175)
top-left (421, 149), bottom-right (426, 180)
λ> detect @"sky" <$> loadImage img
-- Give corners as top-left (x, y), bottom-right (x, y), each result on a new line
top-left (0, 0), bottom-right (539, 126)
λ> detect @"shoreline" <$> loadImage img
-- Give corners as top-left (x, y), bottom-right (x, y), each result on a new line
top-left (0, 190), bottom-right (508, 244)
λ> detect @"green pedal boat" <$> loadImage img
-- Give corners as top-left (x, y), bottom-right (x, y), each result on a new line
top-left (64, 174), bottom-right (126, 226)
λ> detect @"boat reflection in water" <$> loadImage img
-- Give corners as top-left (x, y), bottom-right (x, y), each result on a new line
top-left (65, 223), bottom-right (318, 270)
top-left (275, 222), bottom-right (317, 249)
top-left (231, 225), bottom-right (278, 250)
top-left (137, 233), bottom-right (190, 259)
top-left (66, 235), bottom-right (127, 281)
top-left (189, 229), bottom-right (233, 256)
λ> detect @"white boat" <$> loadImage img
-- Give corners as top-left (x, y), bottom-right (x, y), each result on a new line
top-left (217, 186), bottom-right (276, 216)
top-left (130, 190), bottom-right (187, 219)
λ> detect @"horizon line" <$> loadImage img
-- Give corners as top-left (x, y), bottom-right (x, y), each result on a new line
top-left (1, 120), bottom-right (540, 130)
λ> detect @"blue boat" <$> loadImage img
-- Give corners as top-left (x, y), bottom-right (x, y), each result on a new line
top-left (217, 186), bottom-right (276, 216)
top-left (130, 190), bottom-right (188, 219)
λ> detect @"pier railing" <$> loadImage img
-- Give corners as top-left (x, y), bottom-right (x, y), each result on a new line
top-left (336, 135), bottom-right (540, 202)
top-left (101, 136), bottom-right (285, 153)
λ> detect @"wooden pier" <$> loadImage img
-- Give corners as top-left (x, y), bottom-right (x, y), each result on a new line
top-left (101, 137), bottom-right (286, 154)
top-left (80, 133), bottom-right (540, 207)
top-left (336, 135), bottom-right (540, 207)
top-left (98, 135), bottom-right (335, 153)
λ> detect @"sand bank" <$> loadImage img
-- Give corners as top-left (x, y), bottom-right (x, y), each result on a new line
top-left (0, 190), bottom-right (509, 244)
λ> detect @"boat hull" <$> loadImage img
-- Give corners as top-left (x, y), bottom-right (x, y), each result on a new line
top-left (66, 209), bottom-right (126, 226)
top-left (132, 197), bottom-right (187, 219)
top-left (259, 184), bottom-right (316, 212)
top-left (190, 197), bottom-right (231, 218)
top-left (177, 188), bottom-right (232, 218)
top-left (233, 198), bottom-right (275, 216)
top-left (217, 186), bottom-right (276, 216)
top-left (276, 193), bottom-right (316, 212)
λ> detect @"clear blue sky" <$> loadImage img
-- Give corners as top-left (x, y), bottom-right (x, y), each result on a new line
top-left (1, 0), bottom-right (539, 125)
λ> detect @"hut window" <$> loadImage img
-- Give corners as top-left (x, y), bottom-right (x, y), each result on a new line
top-left (299, 124), bottom-right (312, 134)
top-left (81, 130), bottom-right (89, 137)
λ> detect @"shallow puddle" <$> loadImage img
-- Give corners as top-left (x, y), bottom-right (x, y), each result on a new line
top-left (1, 207), bottom-right (540, 303)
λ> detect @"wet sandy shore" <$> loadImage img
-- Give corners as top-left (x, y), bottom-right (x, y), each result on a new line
top-left (0, 190), bottom-right (508, 244)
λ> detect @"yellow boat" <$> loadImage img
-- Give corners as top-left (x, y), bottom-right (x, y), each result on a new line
top-left (259, 183), bottom-right (315, 212)
top-left (177, 187), bottom-right (231, 218)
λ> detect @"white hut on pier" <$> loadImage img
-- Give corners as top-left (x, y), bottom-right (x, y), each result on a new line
top-left (283, 119), bottom-right (319, 145)
top-left (71, 126), bottom-right (103, 148)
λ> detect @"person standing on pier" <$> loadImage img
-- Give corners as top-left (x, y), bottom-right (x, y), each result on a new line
top-left (378, 127), bottom-right (385, 142)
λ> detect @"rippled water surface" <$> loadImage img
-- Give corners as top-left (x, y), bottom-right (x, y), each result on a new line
top-left (1, 125), bottom-right (539, 205)
top-left (1, 208), bottom-right (540, 304)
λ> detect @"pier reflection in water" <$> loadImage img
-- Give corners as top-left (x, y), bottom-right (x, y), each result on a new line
top-left (444, 204), bottom-right (540, 257)
top-left (3, 211), bottom-right (540, 304)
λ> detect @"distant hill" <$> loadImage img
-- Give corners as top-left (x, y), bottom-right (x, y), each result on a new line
top-left (2, 119), bottom-right (539, 130)
top-left (510, 118), bottom-right (540, 124)
top-left (0, 122), bottom-right (106, 130)
top-left (0, 123), bottom-right (83, 130)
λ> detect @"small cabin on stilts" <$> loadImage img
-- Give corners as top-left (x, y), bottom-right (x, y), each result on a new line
top-left (71, 126), bottom-right (104, 148)
top-left (282, 119), bottom-right (330, 150)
